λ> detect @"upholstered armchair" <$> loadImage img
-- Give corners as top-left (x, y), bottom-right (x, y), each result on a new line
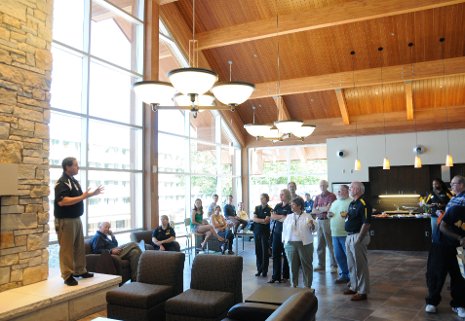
top-left (165, 254), bottom-right (243, 321)
top-left (84, 238), bottom-right (130, 285)
top-left (106, 250), bottom-right (185, 321)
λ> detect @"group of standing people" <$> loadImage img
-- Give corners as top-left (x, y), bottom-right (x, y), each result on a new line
top-left (251, 180), bottom-right (372, 301)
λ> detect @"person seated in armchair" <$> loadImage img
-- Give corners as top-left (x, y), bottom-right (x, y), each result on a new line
top-left (224, 195), bottom-right (248, 235)
top-left (91, 221), bottom-right (142, 281)
top-left (211, 205), bottom-right (234, 254)
top-left (152, 215), bottom-right (179, 251)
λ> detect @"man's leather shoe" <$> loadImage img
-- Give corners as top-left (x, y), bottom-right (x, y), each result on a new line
top-left (343, 289), bottom-right (357, 295)
top-left (64, 276), bottom-right (78, 286)
top-left (351, 293), bottom-right (367, 301)
top-left (74, 272), bottom-right (94, 278)
top-left (335, 277), bottom-right (350, 284)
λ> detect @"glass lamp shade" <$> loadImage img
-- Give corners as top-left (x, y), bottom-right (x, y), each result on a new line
top-left (168, 67), bottom-right (218, 96)
top-left (292, 124), bottom-right (316, 138)
top-left (133, 81), bottom-right (175, 105)
top-left (244, 123), bottom-right (272, 137)
top-left (262, 126), bottom-right (282, 139)
top-left (173, 93), bottom-right (215, 107)
top-left (211, 81), bottom-right (255, 106)
top-left (274, 120), bottom-right (303, 134)
top-left (383, 157), bottom-right (391, 170)
top-left (414, 155), bottom-right (422, 168)
top-left (445, 154), bottom-right (454, 167)
top-left (354, 159), bottom-right (361, 171)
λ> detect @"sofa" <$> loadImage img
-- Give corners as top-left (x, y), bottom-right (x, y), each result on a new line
top-left (222, 290), bottom-right (318, 321)
top-left (84, 238), bottom-right (131, 284)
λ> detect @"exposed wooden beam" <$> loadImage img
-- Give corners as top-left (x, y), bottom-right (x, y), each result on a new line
top-left (196, 0), bottom-right (465, 50)
top-left (273, 96), bottom-right (291, 120)
top-left (155, 0), bottom-right (178, 5)
top-left (405, 81), bottom-right (414, 120)
top-left (159, 4), bottom-right (247, 147)
top-left (335, 89), bottom-right (350, 125)
top-left (246, 106), bottom-right (465, 146)
top-left (251, 56), bottom-right (465, 99)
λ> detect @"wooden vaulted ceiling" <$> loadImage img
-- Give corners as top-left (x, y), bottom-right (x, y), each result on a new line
top-left (158, 0), bottom-right (465, 146)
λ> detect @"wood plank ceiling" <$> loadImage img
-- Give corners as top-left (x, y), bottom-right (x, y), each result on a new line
top-left (158, 0), bottom-right (465, 145)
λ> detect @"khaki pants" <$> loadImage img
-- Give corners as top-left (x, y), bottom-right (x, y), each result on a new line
top-left (116, 242), bottom-right (142, 281)
top-left (55, 217), bottom-right (87, 280)
top-left (346, 233), bottom-right (370, 294)
top-left (284, 241), bottom-right (314, 288)
top-left (316, 219), bottom-right (337, 268)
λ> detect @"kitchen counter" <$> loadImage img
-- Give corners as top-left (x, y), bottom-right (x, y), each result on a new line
top-left (368, 216), bottom-right (432, 251)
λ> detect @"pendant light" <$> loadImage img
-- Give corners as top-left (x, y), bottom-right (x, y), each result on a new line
top-left (133, 0), bottom-right (254, 115)
top-left (243, 105), bottom-right (272, 137)
top-left (349, 51), bottom-right (361, 171)
top-left (378, 46), bottom-right (390, 170)
top-left (439, 37), bottom-right (454, 167)
top-left (354, 121), bottom-right (361, 171)
top-left (243, 2), bottom-right (314, 141)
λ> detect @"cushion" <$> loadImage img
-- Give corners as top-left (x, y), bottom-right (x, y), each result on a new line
top-left (106, 282), bottom-right (173, 309)
top-left (165, 289), bottom-right (234, 318)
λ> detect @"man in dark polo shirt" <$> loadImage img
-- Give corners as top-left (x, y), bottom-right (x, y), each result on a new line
top-left (425, 206), bottom-right (465, 317)
top-left (54, 157), bottom-right (104, 286)
top-left (343, 181), bottom-right (371, 301)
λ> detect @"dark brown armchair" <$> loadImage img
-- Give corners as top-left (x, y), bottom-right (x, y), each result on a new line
top-left (84, 238), bottom-right (131, 285)
top-left (165, 254), bottom-right (243, 321)
top-left (106, 250), bottom-right (185, 321)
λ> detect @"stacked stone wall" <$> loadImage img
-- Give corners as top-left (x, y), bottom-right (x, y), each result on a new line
top-left (0, 0), bottom-right (52, 291)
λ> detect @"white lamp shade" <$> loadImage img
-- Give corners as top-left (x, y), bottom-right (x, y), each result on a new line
top-left (274, 120), bottom-right (303, 134)
top-left (445, 154), bottom-right (454, 167)
top-left (383, 157), bottom-right (391, 170)
top-left (244, 124), bottom-right (272, 137)
top-left (173, 93), bottom-right (215, 107)
top-left (262, 126), bottom-right (282, 139)
top-left (354, 159), bottom-right (361, 171)
top-left (133, 81), bottom-right (175, 105)
top-left (168, 68), bottom-right (218, 96)
top-left (292, 124), bottom-right (316, 138)
top-left (414, 156), bottom-right (422, 168)
top-left (211, 82), bottom-right (255, 106)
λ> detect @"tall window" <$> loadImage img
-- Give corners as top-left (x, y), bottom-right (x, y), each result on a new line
top-left (49, 0), bottom-right (144, 241)
top-left (248, 145), bottom-right (327, 209)
top-left (157, 22), bottom-right (241, 237)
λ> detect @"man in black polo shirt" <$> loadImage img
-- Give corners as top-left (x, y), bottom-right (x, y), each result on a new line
top-left (343, 181), bottom-right (371, 301)
top-left (253, 193), bottom-right (272, 277)
top-left (425, 206), bottom-right (465, 317)
top-left (54, 157), bottom-right (103, 286)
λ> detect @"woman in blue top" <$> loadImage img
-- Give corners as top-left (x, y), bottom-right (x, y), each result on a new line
top-left (191, 199), bottom-right (224, 249)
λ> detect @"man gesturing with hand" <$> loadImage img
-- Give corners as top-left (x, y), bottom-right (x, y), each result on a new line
top-left (54, 157), bottom-right (104, 286)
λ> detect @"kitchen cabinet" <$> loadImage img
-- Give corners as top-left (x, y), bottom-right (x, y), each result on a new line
top-left (368, 217), bottom-right (432, 251)
top-left (369, 165), bottom-right (439, 196)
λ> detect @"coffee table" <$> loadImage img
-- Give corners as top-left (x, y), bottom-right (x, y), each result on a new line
top-left (245, 285), bottom-right (314, 306)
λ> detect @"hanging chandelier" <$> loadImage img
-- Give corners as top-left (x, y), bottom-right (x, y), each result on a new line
top-left (243, 3), bottom-right (315, 141)
top-left (133, 0), bottom-right (255, 118)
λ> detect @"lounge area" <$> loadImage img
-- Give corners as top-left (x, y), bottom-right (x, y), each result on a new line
top-left (1, 0), bottom-right (465, 320)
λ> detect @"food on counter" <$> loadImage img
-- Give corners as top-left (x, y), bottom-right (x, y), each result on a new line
top-left (373, 213), bottom-right (390, 218)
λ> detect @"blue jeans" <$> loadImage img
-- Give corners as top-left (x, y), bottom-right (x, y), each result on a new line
top-left (333, 236), bottom-right (349, 279)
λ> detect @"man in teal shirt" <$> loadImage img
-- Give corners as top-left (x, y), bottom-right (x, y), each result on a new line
top-left (328, 184), bottom-right (352, 283)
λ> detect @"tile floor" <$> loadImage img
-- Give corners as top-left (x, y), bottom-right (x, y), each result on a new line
top-left (75, 239), bottom-right (463, 321)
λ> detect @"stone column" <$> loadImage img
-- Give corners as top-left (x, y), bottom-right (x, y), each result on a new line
top-left (0, 0), bottom-right (53, 291)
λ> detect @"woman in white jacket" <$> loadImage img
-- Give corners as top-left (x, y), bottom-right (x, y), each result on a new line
top-left (283, 196), bottom-right (316, 288)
